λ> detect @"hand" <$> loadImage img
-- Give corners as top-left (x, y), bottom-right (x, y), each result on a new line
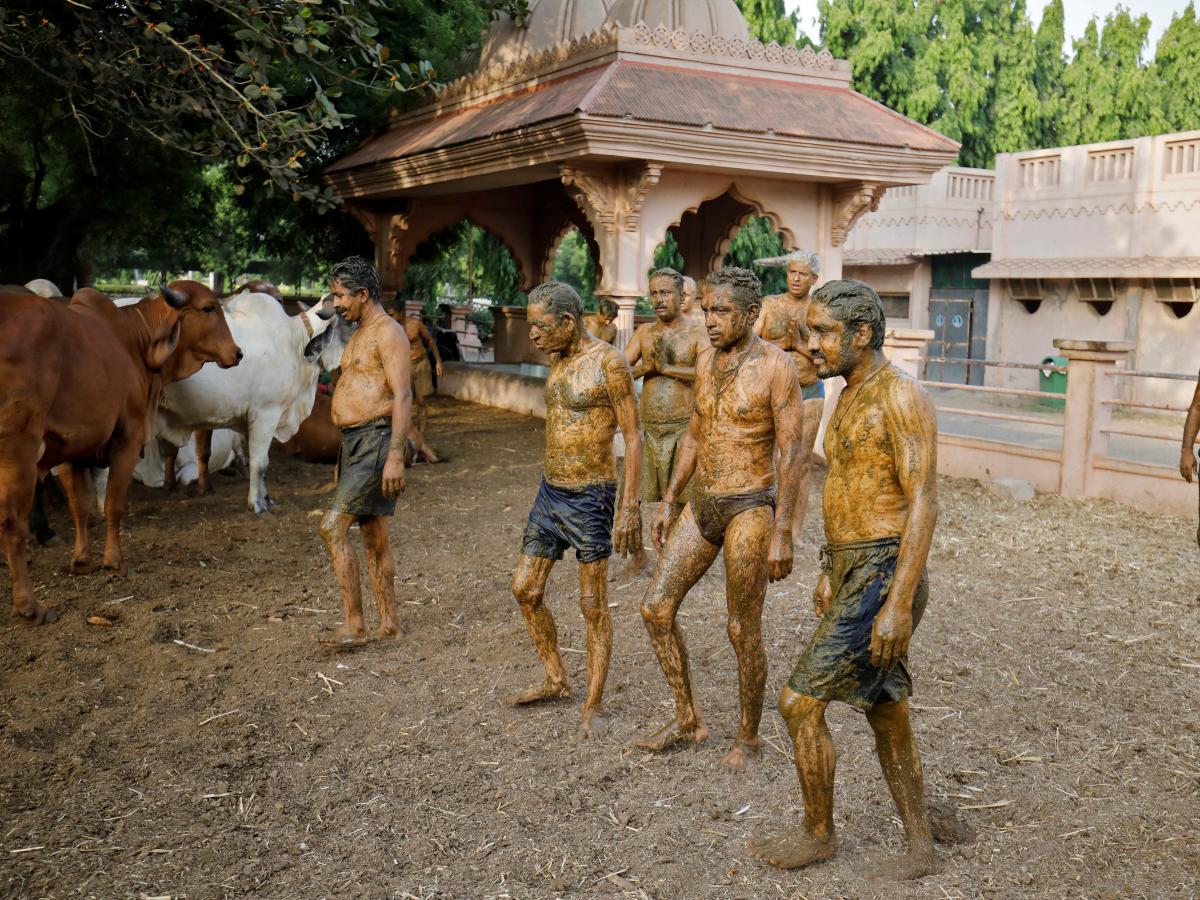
top-left (870, 600), bottom-right (913, 670)
top-left (435, 361), bottom-right (444, 379)
top-left (382, 453), bottom-right (407, 498)
top-left (1181, 447), bottom-right (1195, 483)
top-left (652, 502), bottom-right (682, 550)
top-left (812, 573), bottom-right (832, 615)
top-left (767, 526), bottom-right (793, 582)
top-left (612, 504), bottom-right (643, 557)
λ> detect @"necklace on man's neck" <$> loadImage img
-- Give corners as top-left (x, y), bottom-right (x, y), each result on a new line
top-left (832, 359), bottom-right (889, 431)
top-left (712, 338), bottom-right (755, 398)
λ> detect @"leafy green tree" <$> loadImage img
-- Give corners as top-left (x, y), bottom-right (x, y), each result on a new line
top-left (1032, 0), bottom-right (1067, 148)
top-left (552, 228), bottom-right (598, 309)
top-left (1151, 3), bottom-right (1200, 134)
top-left (723, 217), bottom-right (787, 295)
top-left (735, 0), bottom-right (801, 45)
top-left (1060, 10), bottom-right (1154, 145)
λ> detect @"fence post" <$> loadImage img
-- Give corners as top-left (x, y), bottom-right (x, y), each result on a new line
top-left (1053, 339), bottom-right (1133, 499)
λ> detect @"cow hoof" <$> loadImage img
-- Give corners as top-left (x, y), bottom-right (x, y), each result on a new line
top-left (102, 562), bottom-right (128, 578)
top-left (16, 603), bottom-right (59, 626)
top-left (69, 559), bottom-right (98, 575)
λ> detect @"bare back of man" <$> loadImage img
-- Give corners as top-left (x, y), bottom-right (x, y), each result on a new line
top-left (755, 254), bottom-right (825, 537)
top-left (397, 313), bottom-right (442, 462)
top-left (317, 258), bottom-right (412, 649)
top-left (637, 268), bottom-right (804, 773)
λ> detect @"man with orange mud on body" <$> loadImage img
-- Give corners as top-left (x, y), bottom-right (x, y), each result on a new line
top-left (509, 282), bottom-right (643, 739)
top-left (1180, 372), bottom-right (1200, 547)
top-left (637, 266), bottom-right (806, 773)
top-left (583, 298), bottom-right (619, 345)
top-left (754, 250), bottom-right (826, 536)
top-left (316, 257), bottom-right (411, 648)
top-left (681, 275), bottom-right (705, 328)
top-left (749, 280), bottom-right (939, 881)
top-left (621, 267), bottom-right (708, 575)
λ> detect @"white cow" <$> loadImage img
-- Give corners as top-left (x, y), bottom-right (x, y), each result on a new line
top-left (155, 291), bottom-right (335, 513)
top-left (24, 279), bottom-right (63, 298)
top-left (92, 429), bottom-right (245, 512)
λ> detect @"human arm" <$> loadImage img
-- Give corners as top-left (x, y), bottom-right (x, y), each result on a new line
top-left (767, 356), bottom-right (805, 582)
top-left (871, 380), bottom-right (939, 669)
top-left (379, 326), bottom-right (414, 497)
top-left (419, 322), bottom-right (443, 378)
top-left (624, 326), bottom-right (651, 380)
top-left (652, 410), bottom-right (700, 550)
top-left (1180, 373), bottom-right (1200, 482)
top-left (606, 352), bottom-right (643, 556)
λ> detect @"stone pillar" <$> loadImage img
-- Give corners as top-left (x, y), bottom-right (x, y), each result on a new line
top-left (403, 300), bottom-right (424, 320)
top-left (884, 328), bottom-right (935, 379)
top-left (1054, 339), bottom-right (1133, 499)
top-left (604, 293), bottom-right (641, 349)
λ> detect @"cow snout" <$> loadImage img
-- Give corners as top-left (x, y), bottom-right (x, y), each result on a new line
top-left (220, 345), bottom-right (244, 368)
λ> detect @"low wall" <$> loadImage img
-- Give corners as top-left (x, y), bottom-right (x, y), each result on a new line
top-left (438, 362), bottom-right (546, 419)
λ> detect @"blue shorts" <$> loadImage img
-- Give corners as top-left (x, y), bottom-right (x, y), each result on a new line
top-left (521, 479), bottom-right (616, 563)
top-left (802, 380), bottom-right (825, 401)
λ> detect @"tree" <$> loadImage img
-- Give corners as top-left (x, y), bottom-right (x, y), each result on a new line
top-left (552, 228), bottom-right (598, 309)
top-left (1151, 3), bottom-right (1200, 135)
top-left (0, 1), bottom-right (518, 288)
top-left (1060, 10), bottom-right (1154, 145)
top-left (1032, 0), bottom-right (1067, 148)
top-left (735, 0), bottom-right (801, 46)
top-left (723, 217), bottom-right (787, 295)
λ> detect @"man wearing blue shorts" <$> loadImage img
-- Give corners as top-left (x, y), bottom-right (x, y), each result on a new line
top-left (508, 282), bottom-right (642, 740)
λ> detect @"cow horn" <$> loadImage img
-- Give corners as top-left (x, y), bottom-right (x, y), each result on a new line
top-left (160, 283), bottom-right (189, 309)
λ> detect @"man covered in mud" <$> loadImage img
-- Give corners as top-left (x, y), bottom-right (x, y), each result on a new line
top-left (583, 298), bottom-right (619, 345)
top-left (316, 257), bottom-right (411, 647)
top-left (637, 266), bottom-right (805, 772)
top-left (621, 268), bottom-right (708, 574)
top-left (509, 282), bottom-right (642, 739)
top-left (401, 307), bottom-right (443, 461)
top-left (754, 250), bottom-right (826, 535)
top-left (749, 280), bottom-right (939, 880)
top-left (681, 275), bottom-right (705, 327)
top-left (1179, 372), bottom-right (1200, 547)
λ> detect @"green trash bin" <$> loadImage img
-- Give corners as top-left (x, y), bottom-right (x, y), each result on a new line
top-left (1039, 356), bottom-right (1067, 409)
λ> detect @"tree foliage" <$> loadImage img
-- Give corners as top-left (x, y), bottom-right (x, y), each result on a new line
top-left (552, 228), bottom-right (598, 310)
top-left (735, 0), bottom-right (802, 46)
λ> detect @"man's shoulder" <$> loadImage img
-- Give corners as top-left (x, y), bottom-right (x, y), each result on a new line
top-left (878, 365), bottom-right (934, 417)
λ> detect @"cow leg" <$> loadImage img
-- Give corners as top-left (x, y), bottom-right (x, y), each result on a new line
top-left (246, 417), bottom-right (275, 514)
top-left (29, 477), bottom-right (58, 546)
top-left (98, 441), bottom-right (141, 576)
top-left (0, 440), bottom-right (54, 623)
top-left (59, 464), bottom-right (97, 574)
top-left (193, 430), bottom-right (213, 495)
top-left (160, 438), bottom-right (180, 493)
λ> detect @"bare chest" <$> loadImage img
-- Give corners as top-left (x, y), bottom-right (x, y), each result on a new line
top-left (759, 301), bottom-right (808, 349)
top-left (697, 355), bottom-right (774, 431)
top-left (648, 326), bottom-right (699, 368)
top-left (546, 355), bottom-right (609, 412)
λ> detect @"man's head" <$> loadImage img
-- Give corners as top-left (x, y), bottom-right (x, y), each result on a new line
top-left (648, 267), bottom-right (684, 323)
top-left (702, 266), bottom-right (762, 350)
top-left (785, 250), bottom-right (821, 300)
top-left (806, 279), bottom-right (886, 378)
top-left (682, 276), bottom-right (699, 313)
top-left (596, 297), bottom-right (618, 325)
top-left (528, 281), bottom-right (585, 354)
top-left (329, 256), bottom-right (382, 323)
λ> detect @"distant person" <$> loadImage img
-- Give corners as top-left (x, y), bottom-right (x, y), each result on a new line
top-left (1180, 370), bottom-right (1200, 547)
top-left (681, 275), bottom-right (705, 327)
top-left (584, 298), bottom-right (619, 345)
top-left (750, 280), bottom-right (939, 881)
top-left (755, 250), bottom-right (825, 537)
top-left (387, 300), bottom-right (443, 462)
top-left (317, 257), bottom-right (411, 648)
top-left (508, 282), bottom-right (642, 739)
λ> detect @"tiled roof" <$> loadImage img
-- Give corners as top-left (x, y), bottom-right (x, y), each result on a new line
top-left (973, 257), bottom-right (1200, 279)
top-left (327, 59), bottom-right (958, 174)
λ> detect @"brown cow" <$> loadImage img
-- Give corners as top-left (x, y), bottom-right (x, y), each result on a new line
top-left (0, 281), bottom-right (241, 624)
top-left (273, 387), bottom-right (432, 468)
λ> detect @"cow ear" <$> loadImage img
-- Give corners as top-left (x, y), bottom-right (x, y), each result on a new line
top-left (303, 327), bottom-right (334, 363)
top-left (145, 320), bottom-right (182, 370)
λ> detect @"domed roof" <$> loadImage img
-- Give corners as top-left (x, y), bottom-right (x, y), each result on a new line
top-left (605, 0), bottom-right (749, 41)
top-left (480, 0), bottom-right (616, 68)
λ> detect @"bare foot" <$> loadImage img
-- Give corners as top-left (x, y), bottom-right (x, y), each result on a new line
top-left (315, 623), bottom-right (373, 650)
top-left (720, 737), bottom-right (759, 772)
top-left (506, 678), bottom-right (571, 707)
top-left (577, 707), bottom-right (607, 740)
top-left (635, 716), bottom-right (709, 752)
top-left (861, 849), bottom-right (940, 881)
top-left (748, 826), bottom-right (837, 870)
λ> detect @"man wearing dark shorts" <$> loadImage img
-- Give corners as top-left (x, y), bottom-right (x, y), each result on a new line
top-left (508, 282), bottom-right (642, 740)
top-left (316, 257), bottom-right (412, 648)
top-left (749, 280), bottom-right (940, 881)
top-left (1178, 368), bottom-right (1200, 547)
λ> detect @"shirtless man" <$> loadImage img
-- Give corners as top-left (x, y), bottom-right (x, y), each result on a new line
top-left (583, 298), bottom-right (619, 345)
top-left (509, 282), bottom-right (643, 738)
top-left (681, 276), bottom-right (705, 328)
top-left (622, 268), bottom-right (708, 574)
top-left (1179, 371), bottom-right (1200, 547)
top-left (749, 280), bottom-right (939, 880)
top-left (316, 257), bottom-right (412, 647)
top-left (754, 250), bottom-right (825, 536)
top-left (637, 267), bottom-right (805, 772)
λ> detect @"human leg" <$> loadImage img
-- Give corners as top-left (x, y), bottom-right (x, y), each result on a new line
top-left (577, 559), bottom-right (612, 739)
top-left (359, 516), bottom-right (398, 637)
top-left (636, 505), bottom-right (719, 751)
top-left (317, 509), bottom-right (367, 644)
top-left (792, 396), bottom-right (824, 535)
top-left (862, 699), bottom-right (938, 880)
top-left (508, 553), bottom-right (571, 704)
top-left (720, 504), bottom-right (773, 772)
top-left (747, 688), bottom-right (838, 869)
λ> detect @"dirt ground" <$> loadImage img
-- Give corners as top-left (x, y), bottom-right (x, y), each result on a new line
top-left (2, 397), bottom-right (1197, 899)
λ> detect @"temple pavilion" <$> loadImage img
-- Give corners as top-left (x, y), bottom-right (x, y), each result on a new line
top-left (324, 0), bottom-right (960, 345)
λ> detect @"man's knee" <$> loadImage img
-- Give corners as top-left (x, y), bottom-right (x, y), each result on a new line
top-left (640, 599), bottom-right (672, 634)
top-left (779, 686), bottom-right (825, 728)
top-left (511, 575), bottom-right (543, 609)
top-left (579, 593), bottom-right (607, 625)
top-left (865, 699), bottom-right (909, 736)
top-left (726, 614), bottom-right (761, 647)
top-left (318, 512), bottom-right (349, 544)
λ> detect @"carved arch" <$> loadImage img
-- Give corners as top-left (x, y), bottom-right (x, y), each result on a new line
top-left (397, 212), bottom-right (533, 298)
top-left (538, 218), bottom-right (604, 293)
